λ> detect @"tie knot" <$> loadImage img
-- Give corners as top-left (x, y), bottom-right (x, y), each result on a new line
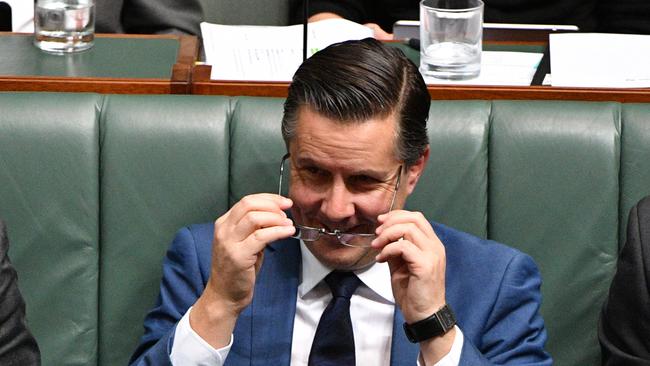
top-left (324, 271), bottom-right (361, 299)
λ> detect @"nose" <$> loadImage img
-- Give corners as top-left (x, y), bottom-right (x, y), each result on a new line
top-left (319, 177), bottom-right (355, 223)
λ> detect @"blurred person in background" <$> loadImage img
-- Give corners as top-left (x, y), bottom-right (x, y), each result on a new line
top-left (599, 195), bottom-right (650, 366)
top-left (290, 0), bottom-right (599, 39)
top-left (4, 0), bottom-right (202, 35)
top-left (0, 220), bottom-right (40, 366)
top-left (291, 0), bottom-right (650, 39)
top-left (96, 0), bottom-right (203, 35)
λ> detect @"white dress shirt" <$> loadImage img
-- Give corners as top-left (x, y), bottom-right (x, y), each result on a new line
top-left (171, 241), bottom-right (463, 365)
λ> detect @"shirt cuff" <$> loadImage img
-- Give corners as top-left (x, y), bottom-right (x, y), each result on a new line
top-left (170, 306), bottom-right (233, 366)
top-left (417, 325), bottom-right (464, 366)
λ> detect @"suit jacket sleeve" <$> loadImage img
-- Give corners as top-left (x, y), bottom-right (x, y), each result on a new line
top-left (599, 196), bottom-right (650, 365)
top-left (129, 227), bottom-right (208, 365)
top-left (460, 253), bottom-right (552, 365)
top-left (121, 0), bottom-right (203, 35)
top-left (0, 221), bottom-right (40, 366)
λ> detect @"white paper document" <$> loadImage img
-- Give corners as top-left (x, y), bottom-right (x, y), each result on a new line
top-left (4, 0), bottom-right (34, 32)
top-left (423, 51), bottom-right (543, 86)
top-left (201, 19), bottom-right (373, 81)
top-left (550, 33), bottom-right (650, 88)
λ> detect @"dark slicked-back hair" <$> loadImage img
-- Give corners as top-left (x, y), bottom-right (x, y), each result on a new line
top-left (281, 38), bottom-right (430, 167)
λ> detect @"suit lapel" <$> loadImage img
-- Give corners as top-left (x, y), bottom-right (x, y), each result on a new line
top-left (390, 307), bottom-right (420, 366)
top-left (250, 238), bottom-right (301, 366)
top-left (233, 236), bottom-right (421, 366)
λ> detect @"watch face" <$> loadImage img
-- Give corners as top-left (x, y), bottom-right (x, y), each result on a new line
top-left (438, 305), bottom-right (457, 331)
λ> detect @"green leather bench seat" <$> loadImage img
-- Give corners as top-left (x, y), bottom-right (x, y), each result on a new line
top-left (0, 94), bottom-right (101, 365)
top-left (1, 93), bottom-right (649, 366)
top-left (98, 95), bottom-right (231, 366)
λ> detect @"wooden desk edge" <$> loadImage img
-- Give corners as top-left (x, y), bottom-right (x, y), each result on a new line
top-left (0, 75), bottom-right (176, 94)
top-left (428, 85), bottom-right (650, 103)
top-left (191, 65), bottom-right (650, 102)
top-left (191, 65), bottom-right (289, 97)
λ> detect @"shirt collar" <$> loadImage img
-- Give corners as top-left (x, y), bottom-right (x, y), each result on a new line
top-left (298, 241), bottom-right (394, 303)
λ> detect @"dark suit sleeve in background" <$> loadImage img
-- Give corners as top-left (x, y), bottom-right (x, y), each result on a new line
top-left (596, 0), bottom-right (650, 34)
top-left (96, 0), bottom-right (203, 35)
top-left (0, 221), bottom-right (40, 366)
top-left (599, 196), bottom-right (650, 365)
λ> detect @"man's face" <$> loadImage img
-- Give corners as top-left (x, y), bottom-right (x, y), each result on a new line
top-left (287, 107), bottom-right (425, 270)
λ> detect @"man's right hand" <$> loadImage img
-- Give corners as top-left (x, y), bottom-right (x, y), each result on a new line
top-left (190, 194), bottom-right (295, 348)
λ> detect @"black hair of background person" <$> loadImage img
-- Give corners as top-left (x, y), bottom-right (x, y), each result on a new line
top-left (0, 220), bottom-right (40, 366)
top-left (599, 195), bottom-right (650, 366)
top-left (95, 0), bottom-right (203, 35)
top-left (289, 0), bottom-right (599, 33)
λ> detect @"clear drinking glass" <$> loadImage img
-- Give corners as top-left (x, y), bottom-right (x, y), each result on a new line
top-left (34, 0), bottom-right (95, 54)
top-left (419, 0), bottom-right (483, 80)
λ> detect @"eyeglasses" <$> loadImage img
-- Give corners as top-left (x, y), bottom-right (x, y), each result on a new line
top-left (278, 153), bottom-right (402, 247)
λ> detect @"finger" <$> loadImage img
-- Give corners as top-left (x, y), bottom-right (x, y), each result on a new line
top-left (364, 23), bottom-right (394, 40)
top-left (376, 210), bottom-right (435, 237)
top-left (233, 211), bottom-right (294, 239)
top-left (240, 225), bottom-right (296, 256)
top-left (227, 194), bottom-right (293, 225)
top-left (372, 222), bottom-right (431, 251)
top-left (375, 239), bottom-right (422, 265)
top-left (377, 210), bottom-right (433, 236)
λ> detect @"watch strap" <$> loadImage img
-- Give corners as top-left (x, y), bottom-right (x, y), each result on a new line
top-left (403, 304), bottom-right (456, 343)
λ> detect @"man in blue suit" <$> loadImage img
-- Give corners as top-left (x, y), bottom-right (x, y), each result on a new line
top-left (130, 38), bottom-right (551, 365)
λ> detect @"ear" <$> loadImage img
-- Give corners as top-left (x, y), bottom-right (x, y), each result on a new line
top-left (404, 145), bottom-right (430, 195)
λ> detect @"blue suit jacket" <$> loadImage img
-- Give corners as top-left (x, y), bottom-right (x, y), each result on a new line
top-left (130, 222), bottom-right (551, 365)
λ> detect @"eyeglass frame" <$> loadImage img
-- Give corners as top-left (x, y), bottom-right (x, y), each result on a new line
top-left (277, 153), bottom-right (402, 247)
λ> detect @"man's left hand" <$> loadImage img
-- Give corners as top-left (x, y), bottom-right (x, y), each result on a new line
top-left (372, 210), bottom-right (456, 363)
top-left (371, 210), bottom-right (446, 324)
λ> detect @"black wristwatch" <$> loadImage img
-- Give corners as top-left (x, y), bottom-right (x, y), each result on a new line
top-left (403, 304), bottom-right (457, 343)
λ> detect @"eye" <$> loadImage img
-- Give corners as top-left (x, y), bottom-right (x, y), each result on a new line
top-left (351, 175), bottom-right (378, 183)
top-left (305, 166), bottom-right (322, 174)
top-left (348, 175), bottom-right (381, 189)
top-left (304, 166), bottom-right (326, 176)
top-left (297, 165), bottom-right (330, 183)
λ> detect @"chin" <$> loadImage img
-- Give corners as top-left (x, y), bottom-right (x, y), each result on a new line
top-left (306, 237), bottom-right (377, 270)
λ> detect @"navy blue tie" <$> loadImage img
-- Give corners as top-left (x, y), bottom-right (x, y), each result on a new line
top-left (308, 271), bottom-right (362, 366)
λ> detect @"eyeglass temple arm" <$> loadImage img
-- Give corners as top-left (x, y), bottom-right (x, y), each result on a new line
top-left (278, 153), bottom-right (291, 195)
top-left (388, 165), bottom-right (403, 211)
